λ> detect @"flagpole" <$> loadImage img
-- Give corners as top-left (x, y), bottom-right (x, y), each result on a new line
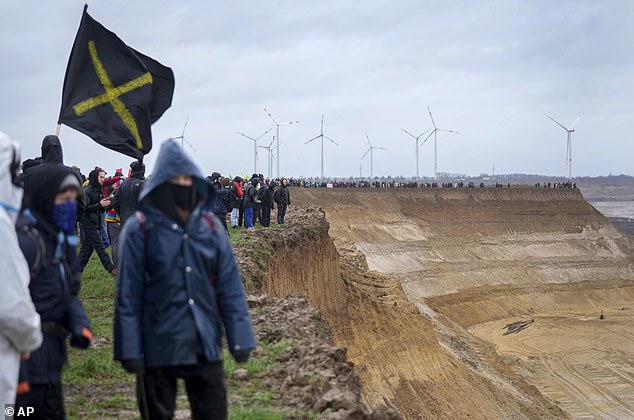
top-left (55, 124), bottom-right (61, 136)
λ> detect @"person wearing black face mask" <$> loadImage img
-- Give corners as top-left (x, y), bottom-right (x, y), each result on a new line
top-left (14, 164), bottom-right (93, 419)
top-left (115, 140), bottom-right (256, 420)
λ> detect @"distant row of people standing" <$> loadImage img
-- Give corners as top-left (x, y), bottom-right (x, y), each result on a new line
top-left (222, 174), bottom-right (292, 229)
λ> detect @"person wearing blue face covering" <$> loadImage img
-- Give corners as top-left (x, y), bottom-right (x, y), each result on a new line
top-left (14, 164), bottom-right (93, 419)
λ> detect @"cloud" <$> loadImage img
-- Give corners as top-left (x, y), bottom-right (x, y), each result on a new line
top-left (1, 0), bottom-right (633, 178)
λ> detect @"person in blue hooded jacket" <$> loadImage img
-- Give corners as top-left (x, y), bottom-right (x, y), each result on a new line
top-left (114, 140), bottom-right (256, 420)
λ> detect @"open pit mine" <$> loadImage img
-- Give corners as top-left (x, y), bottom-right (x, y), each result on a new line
top-left (264, 187), bottom-right (634, 419)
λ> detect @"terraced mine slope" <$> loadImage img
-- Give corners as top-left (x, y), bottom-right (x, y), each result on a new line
top-left (286, 187), bottom-right (634, 419)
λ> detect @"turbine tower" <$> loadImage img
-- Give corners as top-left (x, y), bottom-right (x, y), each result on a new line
top-left (258, 135), bottom-right (282, 179)
top-left (547, 114), bottom-right (581, 182)
top-left (360, 132), bottom-right (387, 178)
top-left (305, 115), bottom-right (339, 180)
top-left (237, 128), bottom-right (272, 175)
top-left (401, 127), bottom-right (431, 179)
top-left (172, 117), bottom-right (196, 151)
top-left (422, 107), bottom-right (458, 178)
top-left (264, 108), bottom-right (299, 178)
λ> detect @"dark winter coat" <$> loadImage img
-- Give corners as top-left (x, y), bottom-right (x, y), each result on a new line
top-left (112, 162), bottom-right (145, 226)
top-left (229, 178), bottom-right (243, 209)
top-left (81, 169), bottom-right (105, 229)
top-left (273, 184), bottom-right (291, 205)
top-left (260, 182), bottom-right (275, 207)
top-left (16, 165), bottom-right (91, 384)
top-left (211, 183), bottom-right (229, 215)
top-left (243, 182), bottom-right (258, 209)
top-left (114, 140), bottom-right (256, 367)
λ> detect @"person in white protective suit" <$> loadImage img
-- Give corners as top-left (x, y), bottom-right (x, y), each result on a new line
top-left (0, 133), bottom-right (42, 406)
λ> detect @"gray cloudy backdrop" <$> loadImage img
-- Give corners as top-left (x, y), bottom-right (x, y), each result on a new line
top-left (1, 1), bottom-right (633, 179)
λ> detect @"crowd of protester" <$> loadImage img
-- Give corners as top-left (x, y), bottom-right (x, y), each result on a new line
top-left (1, 136), bottom-right (257, 419)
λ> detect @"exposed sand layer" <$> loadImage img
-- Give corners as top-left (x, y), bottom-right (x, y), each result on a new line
top-left (288, 188), bottom-right (634, 419)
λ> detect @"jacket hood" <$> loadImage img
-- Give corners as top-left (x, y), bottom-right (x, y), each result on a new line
top-left (129, 161), bottom-right (145, 179)
top-left (41, 135), bottom-right (64, 164)
top-left (88, 168), bottom-right (101, 187)
top-left (139, 139), bottom-right (212, 208)
top-left (25, 164), bottom-right (78, 219)
top-left (0, 134), bottom-right (23, 218)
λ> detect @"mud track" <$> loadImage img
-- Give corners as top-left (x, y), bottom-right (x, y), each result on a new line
top-left (266, 188), bottom-right (634, 419)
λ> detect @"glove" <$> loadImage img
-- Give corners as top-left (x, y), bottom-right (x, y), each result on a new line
top-left (121, 359), bottom-right (145, 374)
top-left (232, 350), bottom-right (251, 364)
top-left (70, 327), bottom-right (93, 349)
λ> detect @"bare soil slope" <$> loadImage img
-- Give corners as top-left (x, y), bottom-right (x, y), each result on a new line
top-left (290, 187), bottom-right (634, 419)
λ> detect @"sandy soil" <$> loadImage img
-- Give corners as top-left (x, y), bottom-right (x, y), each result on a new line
top-left (291, 187), bottom-right (634, 419)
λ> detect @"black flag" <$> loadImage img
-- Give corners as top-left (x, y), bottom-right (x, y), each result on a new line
top-left (58, 6), bottom-right (174, 160)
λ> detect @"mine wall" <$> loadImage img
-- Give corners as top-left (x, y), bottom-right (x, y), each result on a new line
top-left (259, 203), bottom-right (568, 419)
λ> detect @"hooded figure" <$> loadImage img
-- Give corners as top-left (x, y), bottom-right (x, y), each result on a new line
top-left (0, 135), bottom-right (42, 407)
top-left (78, 168), bottom-right (116, 274)
top-left (112, 160), bottom-right (145, 226)
top-left (14, 163), bottom-right (92, 418)
top-left (115, 140), bottom-right (256, 420)
top-left (41, 135), bottom-right (64, 165)
top-left (259, 180), bottom-right (275, 228)
top-left (209, 172), bottom-right (229, 231)
top-left (273, 178), bottom-right (291, 224)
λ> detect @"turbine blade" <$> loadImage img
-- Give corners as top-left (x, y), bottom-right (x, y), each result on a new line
top-left (321, 114), bottom-right (324, 134)
top-left (181, 117), bottom-right (189, 138)
top-left (237, 131), bottom-right (256, 141)
top-left (375, 147), bottom-right (387, 150)
top-left (324, 135), bottom-right (339, 145)
top-left (365, 132), bottom-right (372, 147)
top-left (422, 130), bottom-right (435, 143)
top-left (401, 128), bottom-right (417, 139)
top-left (264, 108), bottom-right (278, 125)
top-left (279, 121), bottom-right (300, 125)
top-left (255, 127), bottom-right (273, 140)
top-left (438, 128), bottom-right (459, 134)
top-left (428, 107), bottom-right (437, 129)
top-left (361, 147), bottom-right (371, 160)
top-left (419, 128), bottom-right (432, 138)
top-left (305, 134), bottom-right (321, 144)
top-left (568, 114), bottom-right (582, 130)
top-left (547, 116), bottom-right (568, 131)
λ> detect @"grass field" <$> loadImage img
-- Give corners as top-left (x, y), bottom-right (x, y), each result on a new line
top-left (63, 227), bottom-right (297, 419)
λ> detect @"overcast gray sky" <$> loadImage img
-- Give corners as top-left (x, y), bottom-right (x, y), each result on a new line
top-left (1, 1), bottom-right (633, 179)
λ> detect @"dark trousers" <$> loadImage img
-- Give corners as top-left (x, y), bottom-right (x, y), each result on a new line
top-left (254, 203), bottom-right (262, 225)
top-left (214, 212), bottom-right (228, 231)
top-left (107, 222), bottom-right (121, 266)
top-left (277, 203), bottom-right (287, 224)
top-left (261, 205), bottom-right (272, 227)
top-left (137, 362), bottom-right (226, 420)
top-left (16, 383), bottom-right (65, 420)
top-left (238, 203), bottom-right (244, 227)
top-left (78, 226), bottom-right (114, 272)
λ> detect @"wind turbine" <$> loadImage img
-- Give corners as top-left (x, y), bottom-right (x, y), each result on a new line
top-left (258, 135), bottom-right (282, 179)
top-left (237, 128), bottom-right (272, 175)
top-left (422, 107), bottom-right (458, 178)
top-left (360, 132), bottom-right (387, 178)
top-left (264, 108), bottom-right (300, 178)
top-left (401, 127), bottom-right (432, 179)
top-left (305, 115), bottom-right (339, 180)
top-left (547, 114), bottom-right (581, 182)
top-left (172, 117), bottom-right (196, 151)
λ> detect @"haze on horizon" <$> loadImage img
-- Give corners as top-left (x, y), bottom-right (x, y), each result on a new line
top-left (1, 1), bottom-right (632, 179)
